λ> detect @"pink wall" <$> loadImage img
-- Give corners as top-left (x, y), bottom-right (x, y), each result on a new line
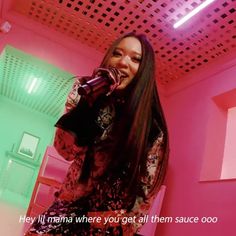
top-left (0, 15), bottom-right (103, 76)
top-left (158, 59), bottom-right (236, 236)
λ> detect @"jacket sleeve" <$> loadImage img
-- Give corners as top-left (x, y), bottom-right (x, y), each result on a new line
top-left (53, 78), bottom-right (88, 161)
top-left (128, 131), bottom-right (166, 234)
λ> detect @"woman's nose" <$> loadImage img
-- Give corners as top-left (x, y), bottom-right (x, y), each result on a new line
top-left (117, 55), bottom-right (129, 67)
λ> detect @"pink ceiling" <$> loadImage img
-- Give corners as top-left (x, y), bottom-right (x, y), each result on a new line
top-left (1, 0), bottom-right (236, 86)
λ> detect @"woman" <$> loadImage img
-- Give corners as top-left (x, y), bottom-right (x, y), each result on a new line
top-left (26, 32), bottom-right (169, 235)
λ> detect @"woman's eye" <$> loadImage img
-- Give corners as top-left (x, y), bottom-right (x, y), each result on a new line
top-left (112, 50), bottom-right (122, 57)
top-left (132, 57), bottom-right (141, 63)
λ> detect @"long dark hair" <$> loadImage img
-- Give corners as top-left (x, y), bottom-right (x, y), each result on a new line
top-left (100, 32), bottom-right (169, 199)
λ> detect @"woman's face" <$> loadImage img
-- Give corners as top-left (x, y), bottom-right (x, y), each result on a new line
top-left (106, 36), bottom-right (142, 90)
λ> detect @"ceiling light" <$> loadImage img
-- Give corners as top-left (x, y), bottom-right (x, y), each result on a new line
top-left (173, 0), bottom-right (216, 29)
top-left (27, 77), bottom-right (39, 94)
